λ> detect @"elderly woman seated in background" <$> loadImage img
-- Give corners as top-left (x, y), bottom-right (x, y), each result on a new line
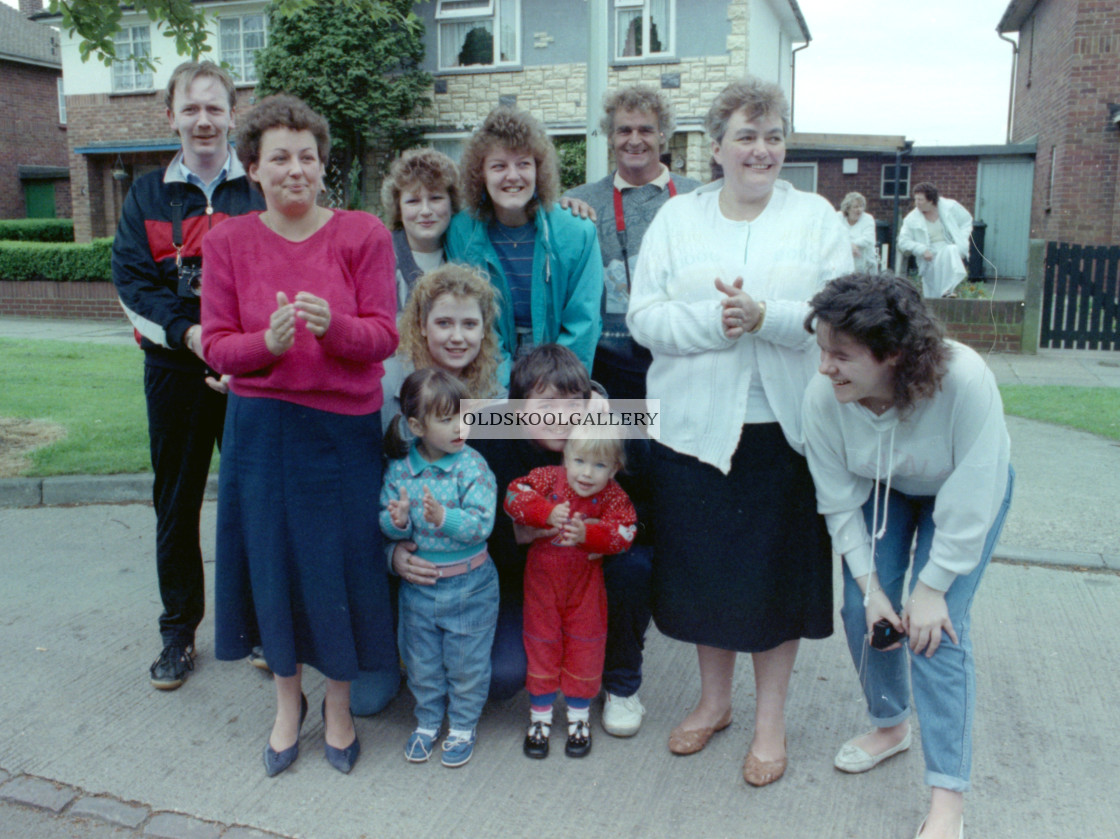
top-left (202, 94), bottom-right (399, 776)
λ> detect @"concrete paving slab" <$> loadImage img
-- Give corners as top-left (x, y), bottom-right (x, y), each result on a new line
top-left (70, 796), bottom-right (150, 829)
top-left (3, 502), bottom-right (1120, 839)
top-left (0, 775), bottom-right (79, 813)
top-left (223, 826), bottom-right (290, 839)
top-left (143, 813), bottom-right (222, 839)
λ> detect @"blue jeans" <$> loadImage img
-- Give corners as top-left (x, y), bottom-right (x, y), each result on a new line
top-left (841, 467), bottom-right (1013, 792)
top-left (399, 558), bottom-right (499, 731)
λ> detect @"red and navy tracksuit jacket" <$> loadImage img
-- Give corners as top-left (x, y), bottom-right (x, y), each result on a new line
top-left (110, 155), bottom-right (264, 372)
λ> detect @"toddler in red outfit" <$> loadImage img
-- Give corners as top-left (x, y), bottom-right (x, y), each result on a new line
top-left (504, 425), bottom-right (637, 759)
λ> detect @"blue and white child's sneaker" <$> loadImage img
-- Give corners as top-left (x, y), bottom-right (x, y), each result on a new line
top-left (404, 728), bottom-right (438, 763)
top-left (440, 730), bottom-right (476, 768)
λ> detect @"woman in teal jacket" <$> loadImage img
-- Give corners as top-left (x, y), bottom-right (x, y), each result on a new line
top-left (446, 107), bottom-right (602, 380)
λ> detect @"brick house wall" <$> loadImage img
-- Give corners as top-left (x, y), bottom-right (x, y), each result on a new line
top-left (0, 59), bottom-right (68, 219)
top-left (66, 89), bottom-right (257, 242)
top-left (1006, 0), bottom-right (1120, 245)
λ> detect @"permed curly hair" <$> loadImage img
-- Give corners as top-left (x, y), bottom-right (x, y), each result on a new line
top-left (705, 76), bottom-right (790, 143)
top-left (805, 273), bottom-right (950, 415)
top-left (397, 264), bottom-right (501, 399)
top-left (600, 85), bottom-right (675, 153)
top-left (380, 148), bottom-right (461, 231)
top-left (912, 182), bottom-right (940, 205)
top-left (839, 191), bottom-right (867, 217)
top-left (459, 107), bottom-right (559, 223)
top-left (236, 94), bottom-right (330, 175)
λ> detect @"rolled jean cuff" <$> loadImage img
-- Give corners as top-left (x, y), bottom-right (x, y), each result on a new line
top-left (925, 770), bottom-right (970, 793)
top-left (868, 708), bottom-right (911, 729)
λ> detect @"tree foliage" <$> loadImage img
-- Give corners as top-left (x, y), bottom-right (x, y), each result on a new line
top-left (49, 0), bottom-right (409, 69)
top-left (253, 0), bottom-right (430, 206)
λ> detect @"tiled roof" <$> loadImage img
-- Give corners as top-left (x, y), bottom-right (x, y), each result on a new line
top-left (0, 3), bottom-right (62, 68)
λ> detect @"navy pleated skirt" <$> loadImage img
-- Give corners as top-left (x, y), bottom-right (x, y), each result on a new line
top-left (650, 423), bottom-right (833, 653)
top-left (215, 394), bottom-right (398, 681)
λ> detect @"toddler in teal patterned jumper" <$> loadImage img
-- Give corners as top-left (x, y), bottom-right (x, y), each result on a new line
top-left (380, 369), bottom-right (498, 768)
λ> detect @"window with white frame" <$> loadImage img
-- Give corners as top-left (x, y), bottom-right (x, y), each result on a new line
top-left (112, 25), bottom-right (153, 91)
top-left (57, 77), bottom-right (66, 124)
top-left (880, 163), bottom-right (911, 199)
top-left (615, 0), bottom-right (673, 60)
top-left (436, 0), bottom-right (519, 70)
top-left (778, 162), bottom-right (817, 193)
top-left (220, 14), bottom-right (268, 83)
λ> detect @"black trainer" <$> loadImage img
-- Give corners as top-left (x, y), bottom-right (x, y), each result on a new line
top-left (523, 721), bottom-right (550, 759)
top-left (149, 642), bottom-right (194, 690)
top-left (565, 719), bottom-right (592, 758)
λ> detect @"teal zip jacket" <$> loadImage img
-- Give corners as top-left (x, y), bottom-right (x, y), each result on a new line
top-left (445, 205), bottom-right (604, 378)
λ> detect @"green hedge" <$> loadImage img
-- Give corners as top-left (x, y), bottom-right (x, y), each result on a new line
top-left (0, 238), bottom-right (114, 282)
top-left (0, 219), bottom-right (75, 242)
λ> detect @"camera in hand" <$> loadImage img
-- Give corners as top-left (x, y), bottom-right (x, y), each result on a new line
top-left (177, 256), bottom-right (202, 298)
top-left (870, 619), bottom-right (905, 650)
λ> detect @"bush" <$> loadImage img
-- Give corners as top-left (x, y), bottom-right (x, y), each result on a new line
top-left (0, 219), bottom-right (74, 242)
top-left (0, 238), bottom-right (113, 282)
top-left (555, 137), bottom-right (587, 192)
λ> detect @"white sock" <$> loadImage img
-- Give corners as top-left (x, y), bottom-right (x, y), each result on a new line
top-left (567, 706), bottom-right (590, 734)
top-left (447, 727), bottom-right (473, 741)
top-left (414, 726), bottom-right (438, 738)
top-left (530, 707), bottom-right (553, 726)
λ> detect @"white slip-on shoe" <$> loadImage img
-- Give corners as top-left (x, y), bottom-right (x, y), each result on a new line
top-left (602, 692), bottom-right (645, 737)
top-left (834, 725), bottom-right (912, 773)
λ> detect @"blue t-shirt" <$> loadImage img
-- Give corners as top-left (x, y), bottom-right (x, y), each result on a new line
top-left (489, 221), bottom-right (535, 328)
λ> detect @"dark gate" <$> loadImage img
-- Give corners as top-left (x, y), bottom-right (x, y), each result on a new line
top-left (1042, 242), bottom-right (1120, 350)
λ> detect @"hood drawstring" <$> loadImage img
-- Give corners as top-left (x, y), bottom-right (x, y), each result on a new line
top-left (863, 425), bottom-right (896, 607)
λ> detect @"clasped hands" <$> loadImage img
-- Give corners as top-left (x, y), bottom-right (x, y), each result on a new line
top-left (265, 290), bottom-right (331, 355)
top-left (861, 575), bottom-right (958, 658)
top-left (715, 277), bottom-right (763, 339)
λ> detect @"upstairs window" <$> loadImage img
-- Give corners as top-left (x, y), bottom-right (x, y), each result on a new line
top-left (112, 25), bottom-right (153, 92)
top-left (615, 0), bottom-right (673, 60)
top-left (220, 14), bottom-right (268, 83)
top-left (880, 163), bottom-right (912, 199)
top-left (436, 0), bottom-right (520, 70)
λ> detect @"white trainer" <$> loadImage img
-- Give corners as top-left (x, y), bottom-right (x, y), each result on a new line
top-left (602, 692), bottom-right (645, 737)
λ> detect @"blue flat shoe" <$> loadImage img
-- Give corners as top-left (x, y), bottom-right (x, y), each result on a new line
top-left (263, 692), bottom-right (308, 777)
top-left (322, 698), bottom-right (360, 774)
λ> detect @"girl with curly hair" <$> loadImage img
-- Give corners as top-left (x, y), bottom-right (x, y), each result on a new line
top-left (397, 264), bottom-right (503, 399)
top-left (446, 107), bottom-right (603, 380)
top-left (802, 272), bottom-right (1013, 839)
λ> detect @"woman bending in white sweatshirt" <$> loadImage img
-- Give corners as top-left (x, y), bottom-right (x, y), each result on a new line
top-left (802, 273), bottom-right (1013, 839)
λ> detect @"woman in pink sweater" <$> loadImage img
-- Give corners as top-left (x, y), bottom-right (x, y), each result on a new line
top-left (201, 95), bottom-right (399, 777)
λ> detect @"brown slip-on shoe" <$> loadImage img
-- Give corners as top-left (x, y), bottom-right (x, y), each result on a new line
top-left (668, 709), bottom-right (732, 755)
top-left (742, 738), bottom-right (787, 787)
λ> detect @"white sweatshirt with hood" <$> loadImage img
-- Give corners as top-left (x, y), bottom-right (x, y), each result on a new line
top-left (802, 341), bottom-right (1010, 592)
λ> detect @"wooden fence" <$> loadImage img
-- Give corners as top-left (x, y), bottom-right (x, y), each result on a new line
top-left (1042, 242), bottom-right (1120, 350)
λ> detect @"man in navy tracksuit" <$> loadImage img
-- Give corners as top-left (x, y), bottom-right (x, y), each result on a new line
top-left (111, 61), bottom-right (264, 690)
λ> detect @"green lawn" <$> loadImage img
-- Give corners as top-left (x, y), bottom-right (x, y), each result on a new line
top-left (2, 338), bottom-right (1119, 476)
top-left (0, 338), bottom-right (151, 475)
top-left (999, 385), bottom-right (1120, 442)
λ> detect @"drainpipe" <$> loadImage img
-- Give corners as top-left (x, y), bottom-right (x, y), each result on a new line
top-left (998, 31), bottom-right (1019, 144)
top-left (891, 140), bottom-right (914, 267)
top-left (790, 40), bottom-right (810, 133)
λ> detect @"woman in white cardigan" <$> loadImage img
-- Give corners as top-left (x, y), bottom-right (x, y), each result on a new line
top-left (626, 76), bottom-right (852, 787)
top-left (897, 183), bottom-right (973, 298)
top-left (839, 191), bottom-right (878, 273)
top-left (803, 273), bottom-right (1012, 839)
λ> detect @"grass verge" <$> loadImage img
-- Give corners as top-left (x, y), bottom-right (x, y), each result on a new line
top-left (999, 385), bottom-right (1120, 442)
top-left (0, 338), bottom-right (151, 476)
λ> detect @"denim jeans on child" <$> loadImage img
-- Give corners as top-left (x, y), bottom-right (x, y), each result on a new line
top-left (399, 557), bottom-right (499, 732)
top-left (840, 466), bottom-right (1014, 792)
